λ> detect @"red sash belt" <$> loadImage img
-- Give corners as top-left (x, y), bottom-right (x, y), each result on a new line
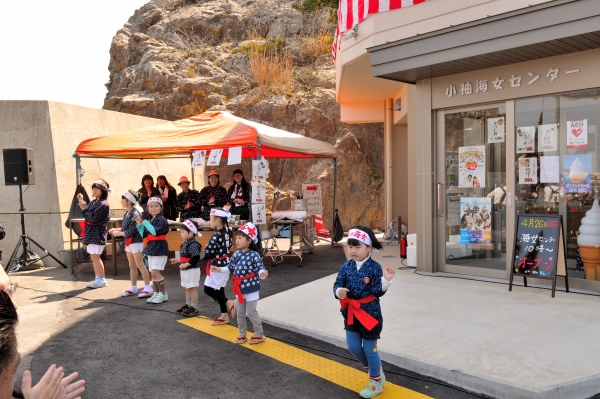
top-left (232, 272), bottom-right (258, 304)
top-left (125, 236), bottom-right (133, 246)
top-left (180, 256), bottom-right (191, 263)
top-left (206, 254), bottom-right (228, 276)
top-left (79, 221), bottom-right (91, 238)
top-left (145, 234), bottom-right (166, 245)
top-left (339, 295), bottom-right (378, 331)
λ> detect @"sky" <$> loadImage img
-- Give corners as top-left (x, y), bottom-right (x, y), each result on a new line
top-left (0, 0), bottom-right (150, 109)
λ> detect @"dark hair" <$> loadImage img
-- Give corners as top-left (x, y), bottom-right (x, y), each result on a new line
top-left (236, 230), bottom-right (259, 252)
top-left (232, 169), bottom-right (248, 186)
top-left (121, 189), bottom-right (140, 205)
top-left (92, 179), bottom-right (110, 200)
top-left (0, 291), bottom-right (19, 377)
top-left (346, 226), bottom-right (382, 250)
top-left (211, 208), bottom-right (231, 237)
top-left (156, 175), bottom-right (172, 188)
top-left (141, 174), bottom-right (154, 187)
top-left (181, 219), bottom-right (199, 234)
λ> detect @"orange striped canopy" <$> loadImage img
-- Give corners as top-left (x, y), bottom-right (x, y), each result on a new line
top-left (75, 111), bottom-right (336, 159)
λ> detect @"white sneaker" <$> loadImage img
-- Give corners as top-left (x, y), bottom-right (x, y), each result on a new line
top-left (86, 279), bottom-right (108, 289)
top-left (153, 292), bottom-right (168, 303)
top-left (146, 292), bottom-right (158, 303)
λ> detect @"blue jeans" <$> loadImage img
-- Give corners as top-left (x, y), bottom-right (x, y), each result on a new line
top-left (346, 330), bottom-right (380, 377)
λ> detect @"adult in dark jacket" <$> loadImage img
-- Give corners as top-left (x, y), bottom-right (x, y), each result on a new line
top-left (226, 169), bottom-right (250, 221)
top-left (175, 176), bottom-right (201, 221)
top-left (138, 174), bottom-right (159, 213)
top-left (198, 170), bottom-right (228, 221)
top-left (156, 175), bottom-right (178, 221)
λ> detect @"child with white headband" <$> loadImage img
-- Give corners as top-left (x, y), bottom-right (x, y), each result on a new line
top-left (78, 178), bottom-right (111, 289)
top-left (333, 226), bottom-right (395, 399)
top-left (136, 197), bottom-right (170, 304)
top-left (109, 190), bottom-right (153, 298)
top-left (170, 219), bottom-right (203, 317)
top-left (203, 207), bottom-right (233, 325)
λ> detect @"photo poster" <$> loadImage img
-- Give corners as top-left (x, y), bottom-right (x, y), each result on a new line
top-left (518, 157), bottom-right (538, 185)
top-left (252, 203), bottom-right (266, 225)
top-left (537, 124), bottom-right (558, 152)
top-left (227, 146), bottom-right (242, 165)
top-left (562, 154), bottom-right (592, 193)
top-left (445, 151), bottom-right (459, 187)
top-left (207, 149), bottom-right (223, 166)
top-left (516, 126), bottom-right (535, 153)
top-left (302, 183), bottom-right (323, 215)
top-left (567, 119), bottom-right (588, 148)
top-left (251, 182), bottom-right (266, 204)
top-left (487, 117), bottom-right (505, 143)
top-left (459, 197), bottom-right (492, 244)
top-left (252, 157), bottom-right (269, 181)
top-left (540, 156), bottom-right (560, 183)
top-left (191, 150), bottom-right (206, 168)
top-left (458, 146), bottom-right (486, 188)
top-left (447, 196), bottom-right (461, 226)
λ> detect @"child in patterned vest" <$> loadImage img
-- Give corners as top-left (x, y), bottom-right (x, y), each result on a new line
top-left (170, 219), bottom-right (203, 317)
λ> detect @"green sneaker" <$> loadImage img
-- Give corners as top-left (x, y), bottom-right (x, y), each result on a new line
top-left (146, 292), bottom-right (158, 304)
top-left (380, 366), bottom-right (385, 387)
top-left (359, 379), bottom-right (383, 398)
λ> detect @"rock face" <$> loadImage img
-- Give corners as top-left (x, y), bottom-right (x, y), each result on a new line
top-left (104, 0), bottom-right (385, 230)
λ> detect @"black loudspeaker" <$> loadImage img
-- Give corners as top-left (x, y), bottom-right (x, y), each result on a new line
top-left (3, 148), bottom-right (35, 185)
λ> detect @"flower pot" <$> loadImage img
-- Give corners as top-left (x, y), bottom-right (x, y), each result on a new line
top-left (578, 244), bottom-right (600, 280)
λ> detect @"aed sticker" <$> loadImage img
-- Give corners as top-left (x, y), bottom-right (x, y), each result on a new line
top-left (362, 277), bottom-right (370, 284)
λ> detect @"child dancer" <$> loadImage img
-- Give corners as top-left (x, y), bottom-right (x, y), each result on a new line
top-left (170, 219), bottom-right (202, 317)
top-left (136, 197), bottom-right (170, 304)
top-left (203, 208), bottom-right (233, 325)
top-left (78, 179), bottom-right (111, 289)
top-left (333, 226), bottom-right (395, 399)
top-left (109, 190), bottom-right (153, 298)
top-left (211, 222), bottom-right (268, 344)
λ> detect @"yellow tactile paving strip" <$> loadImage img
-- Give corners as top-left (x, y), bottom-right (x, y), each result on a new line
top-left (179, 317), bottom-right (432, 399)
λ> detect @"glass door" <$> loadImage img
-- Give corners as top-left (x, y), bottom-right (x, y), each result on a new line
top-left (436, 105), bottom-right (511, 278)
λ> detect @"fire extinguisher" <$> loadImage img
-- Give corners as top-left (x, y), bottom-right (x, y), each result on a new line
top-left (400, 234), bottom-right (407, 259)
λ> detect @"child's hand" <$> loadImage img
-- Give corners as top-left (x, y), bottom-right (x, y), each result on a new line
top-left (259, 270), bottom-right (268, 278)
top-left (337, 288), bottom-right (349, 299)
top-left (77, 193), bottom-right (83, 201)
top-left (169, 258), bottom-right (179, 265)
top-left (135, 216), bottom-right (142, 224)
top-left (179, 263), bottom-right (190, 269)
top-left (210, 266), bottom-right (221, 273)
top-left (383, 267), bottom-right (396, 281)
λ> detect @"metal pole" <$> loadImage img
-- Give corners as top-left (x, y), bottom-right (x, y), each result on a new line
top-left (332, 157), bottom-right (337, 247)
top-left (75, 156), bottom-right (81, 186)
top-left (190, 152), bottom-right (195, 190)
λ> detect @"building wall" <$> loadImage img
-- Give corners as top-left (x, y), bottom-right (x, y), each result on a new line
top-left (0, 101), bottom-right (205, 267)
top-left (392, 124), bottom-right (408, 226)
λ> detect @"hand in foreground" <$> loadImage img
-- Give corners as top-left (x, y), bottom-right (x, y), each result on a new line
top-left (135, 216), bottom-right (142, 225)
top-left (63, 372), bottom-right (85, 399)
top-left (337, 288), bottom-right (349, 299)
top-left (179, 263), bottom-right (190, 270)
top-left (169, 258), bottom-right (179, 265)
top-left (21, 365), bottom-right (64, 399)
top-left (259, 270), bottom-right (268, 278)
top-left (383, 267), bottom-right (396, 281)
top-left (210, 266), bottom-right (221, 273)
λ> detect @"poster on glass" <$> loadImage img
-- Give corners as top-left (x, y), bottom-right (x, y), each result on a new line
top-left (458, 146), bottom-right (485, 188)
top-left (460, 197), bottom-right (492, 244)
top-left (516, 126), bottom-right (535, 153)
top-left (562, 154), bottom-right (592, 193)
top-left (518, 157), bottom-right (538, 185)
top-left (537, 124), bottom-right (558, 152)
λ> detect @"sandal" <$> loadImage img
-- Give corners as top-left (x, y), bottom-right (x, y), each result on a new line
top-left (122, 290), bottom-right (137, 297)
top-left (235, 336), bottom-right (247, 344)
top-left (227, 300), bottom-right (236, 318)
top-left (249, 335), bottom-right (266, 344)
top-left (211, 317), bottom-right (229, 326)
top-left (137, 290), bottom-right (153, 298)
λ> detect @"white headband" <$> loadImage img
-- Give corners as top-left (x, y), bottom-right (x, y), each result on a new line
top-left (123, 191), bottom-right (138, 204)
top-left (348, 229), bottom-right (376, 249)
top-left (148, 197), bottom-right (163, 206)
top-left (182, 220), bottom-right (202, 237)
top-left (210, 208), bottom-right (230, 218)
top-left (239, 222), bottom-right (258, 243)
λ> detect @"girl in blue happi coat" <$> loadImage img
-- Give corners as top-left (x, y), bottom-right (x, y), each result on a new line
top-left (333, 226), bottom-right (395, 399)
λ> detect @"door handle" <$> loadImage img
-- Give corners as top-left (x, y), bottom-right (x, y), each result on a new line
top-left (437, 183), bottom-right (444, 217)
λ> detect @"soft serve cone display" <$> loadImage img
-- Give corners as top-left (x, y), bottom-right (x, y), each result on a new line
top-left (577, 199), bottom-right (600, 280)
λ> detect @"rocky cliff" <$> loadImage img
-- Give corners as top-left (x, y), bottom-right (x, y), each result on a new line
top-left (103, 0), bottom-right (385, 230)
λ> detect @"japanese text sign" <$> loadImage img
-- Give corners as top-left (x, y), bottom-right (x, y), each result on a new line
top-left (513, 215), bottom-right (562, 278)
top-left (192, 150), bottom-right (206, 168)
top-left (252, 203), bottom-right (266, 225)
top-left (487, 117), bottom-right (505, 143)
top-left (302, 183), bottom-right (323, 215)
top-left (251, 182), bottom-right (266, 204)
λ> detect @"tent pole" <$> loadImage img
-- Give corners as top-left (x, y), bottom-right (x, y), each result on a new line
top-left (332, 157), bottom-right (337, 247)
top-left (190, 153), bottom-right (195, 190)
top-left (75, 155), bottom-right (81, 186)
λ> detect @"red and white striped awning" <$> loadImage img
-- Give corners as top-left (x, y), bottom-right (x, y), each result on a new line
top-left (332, 0), bottom-right (426, 61)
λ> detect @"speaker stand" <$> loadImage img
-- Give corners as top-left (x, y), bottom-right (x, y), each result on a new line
top-left (4, 185), bottom-right (67, 273)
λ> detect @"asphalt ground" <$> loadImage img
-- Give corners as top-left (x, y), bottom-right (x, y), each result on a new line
top-left (9, 239), bottom-right (485, 399)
